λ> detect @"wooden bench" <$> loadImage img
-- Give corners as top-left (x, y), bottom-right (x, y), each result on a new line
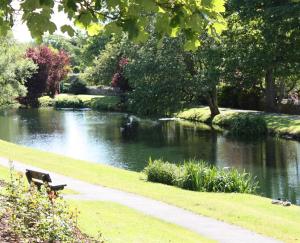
top-left (25, 169), bottom-right (67, 193)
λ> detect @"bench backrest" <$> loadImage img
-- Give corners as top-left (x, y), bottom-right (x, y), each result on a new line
top-left (26, 169), bottom-right (52, 185)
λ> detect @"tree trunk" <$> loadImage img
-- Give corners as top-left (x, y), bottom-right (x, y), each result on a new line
top-left (265, 68), bottom-right (277, 112)
top-left (206, 86), bottom-right (220, 119)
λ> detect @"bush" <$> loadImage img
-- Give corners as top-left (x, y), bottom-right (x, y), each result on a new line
top-left (144, 159), bottom-right (178, 185)
top-left (1, 166), bottom-right (79, 242)
top-left (69, 79), bottom-right (87, 95)
top-left (89, 96), bottom-right (120, 111)
top-left (228, 114), bottom-right (268, 137)
top-left (144, 159), bottom-right (258, 193)
top-left (54, 96), bottom-right (84, 108)
top-left (60, 82), bottom-right (71, 93)
top-left (38, 96), bottom-right (55, 107)
top-left (218, 85), bottom-right (264, 110)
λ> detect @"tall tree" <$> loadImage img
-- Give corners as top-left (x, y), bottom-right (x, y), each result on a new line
top-left (24, 46), bottom-right (70, 106)
top-left (223, 0), bottom-right (300, 111)
top-left (0, 36), bottom-right (37, 106)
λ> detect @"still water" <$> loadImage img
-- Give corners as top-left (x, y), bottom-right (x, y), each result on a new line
top-left (0, 108), bottom-right (299, 204)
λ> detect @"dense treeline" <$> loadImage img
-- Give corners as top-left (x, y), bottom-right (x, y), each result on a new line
top-left (0, 0), bottom-right (299, 117)
top-left (75, 0), bottom-right (300, 117)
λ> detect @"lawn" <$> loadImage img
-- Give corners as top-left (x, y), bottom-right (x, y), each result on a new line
top-left (68, 200), bottom-right (213, 243)
top-left (0, 165), bottom-right (211, 243)
top-left (177, 106), bottom-right (300, 138)
top-left (0, 139), bottom-right (299, 242)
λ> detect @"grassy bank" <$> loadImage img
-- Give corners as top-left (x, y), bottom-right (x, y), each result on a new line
top-left (39, 94), bottom-right (121, 111)
top-left (0, 166), bottom-right (209, 243)
top-left (0, 140), bottom-right (299, 242)
top-left (68, 200), bottom-right (213, 243)
top-left (177, 106), bottom-right (300, 139)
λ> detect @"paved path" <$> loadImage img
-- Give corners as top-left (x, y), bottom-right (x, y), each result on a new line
top-left (0, 158), bottom-right (281, 243)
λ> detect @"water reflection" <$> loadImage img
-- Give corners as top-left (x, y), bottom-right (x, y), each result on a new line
top-left (0, 108), bottom-right (299, 204)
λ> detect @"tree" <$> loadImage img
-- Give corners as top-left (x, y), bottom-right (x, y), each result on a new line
top-left (223, 0), bottom-right (300, 112)
top-left (191, 36), bottom-right (223, 117)
top-left (0, 0), bottom-right (226, 50)
top-left (24, 46), bottom-right (70, 106)
top-left (82, 36), bottom-right (131, 85)
top-left (125, 36), bottom-right (194, 115)
top-left (0, 35), bottom-right (37, 106)
top-left (43, 34), bottom-right (81, 71)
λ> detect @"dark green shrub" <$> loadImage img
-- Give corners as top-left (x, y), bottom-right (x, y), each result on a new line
top-left (54, 96), bottom-right (84, 108)
top-left (144, 159), bottom-right (258, 193)
top-left (69, 79), bottom-right (87, 95)
top-left (228, 114), bottom-right (267, 137)
top-left (143, 159), bottom-right (178, 185)
top-left (60, 82), bottom-right (71, 93)
top-left (89, 96), bottom-right (120, 111)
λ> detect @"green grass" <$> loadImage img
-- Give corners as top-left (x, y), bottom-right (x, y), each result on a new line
top-left (0, 167), bottom-right (210, 242)
top-left (38, 94), bottom-right (121, 111)
top-left (177, 106), bottom-right (300, 138)
top-left (0, 139), bottom-right (299, 242)
top-left (68, 200), bottom-right (213, 243)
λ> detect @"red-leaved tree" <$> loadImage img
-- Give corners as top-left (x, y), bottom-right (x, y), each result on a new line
top-left (23, 46), bottom-right (70, 106)
top-left (111, 57), bottom-right (130, 92)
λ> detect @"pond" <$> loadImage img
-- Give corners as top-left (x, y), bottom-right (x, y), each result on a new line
top-left (0, 108), bottom-right (299, 204)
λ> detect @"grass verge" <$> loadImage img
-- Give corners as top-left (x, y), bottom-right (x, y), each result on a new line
top-left (0, 139), bottom-right (299, 242)
top-left (68, 200), bottom-right (213, 243)
top-left (177, 106), bottom-right (300, 138)
top-left (0, 167), bottom-right (210, 243)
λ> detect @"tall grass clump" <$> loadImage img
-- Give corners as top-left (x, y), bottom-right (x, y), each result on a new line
top-left (228, 114), bottom-right (267, 137)
top-left (144, 159), bottom-right (258, 193)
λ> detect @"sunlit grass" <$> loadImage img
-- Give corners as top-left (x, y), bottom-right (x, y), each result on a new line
top-left (68, 200), bottom-right (213, 243)
top-left (177, 106), bottom-right (300, 138)
top-left (0, 140), bottom-right (299, 242)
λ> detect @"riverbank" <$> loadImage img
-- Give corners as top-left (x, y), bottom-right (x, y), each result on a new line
top-left (177, 107), bottom-right (300, 139)
top-left (0, 139), bottom-right (299, 242)
top-left (38, 94), bottom-right (122, 111)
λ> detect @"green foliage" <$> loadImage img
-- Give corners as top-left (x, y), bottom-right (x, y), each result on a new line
top-left (1, 165), bottom-right (79, 242)
top-left (60, 82), bottom-right (71, 93)
top-left (144, 159), bottom-right (178, 186)
top-left (125, 36), bottom-right (194, 115)
top-left (82, 38), bottom-right (124, 85)
top-left (1, 0), bottom-right (227, 49)
top-left (0, 36), bottom-right (37, 106)
top-left (144, 159), bottom-right (258, 193)
top-left (38, 96), bottom-right (55, 107)
top-left (69, 79), bottom-right (87, 95)
top-left (216, 113), bottom-right (268, 137)
top-left (218, 85), bottom-right (264, 110)
top-left (222, 0), bottom-right (300, 111)
top-left (40, 94), bottom-right (120, 111)
top-left (54, 96), bottom-right (84, 108)
top-left (88, 96), bottom-right (121, 111)
top-left (43, 34), bottom-right (82, 70)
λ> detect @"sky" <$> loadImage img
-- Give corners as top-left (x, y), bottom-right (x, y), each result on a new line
top-left (12, 5), bottom-right (72, 42)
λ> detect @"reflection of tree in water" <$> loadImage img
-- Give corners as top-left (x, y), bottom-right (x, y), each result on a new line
top-left (118, 119), bottom-right (219, 165)
top-left (16, 108), bottom-right (65, 135)
top-left (0, 109), bottom-right (65, 142)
